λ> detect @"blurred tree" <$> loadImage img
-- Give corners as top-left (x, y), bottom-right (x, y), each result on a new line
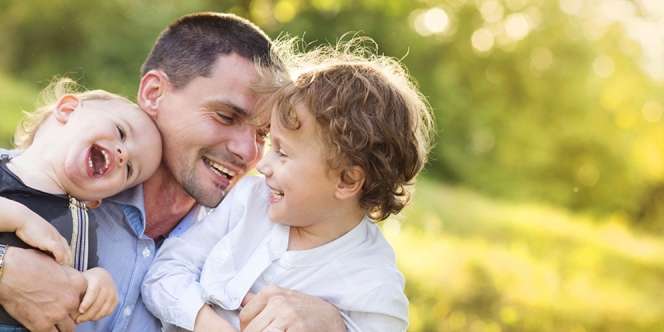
top-left (1, 0), bottom-right (664, 227)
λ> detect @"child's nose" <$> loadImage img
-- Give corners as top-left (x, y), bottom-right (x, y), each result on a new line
top-left (256, 158), bottom-right (272, 177)
top-left (116, 147), bottom-right (127, 166)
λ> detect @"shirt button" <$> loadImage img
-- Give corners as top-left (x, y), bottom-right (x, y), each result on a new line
top-left (142, 247), bottom-right (151, 257)
top-left (123, 306), bottom-right (133, 317)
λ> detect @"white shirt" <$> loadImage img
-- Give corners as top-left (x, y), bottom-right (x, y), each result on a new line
top-left (142, 176), bottom-right (408, 332)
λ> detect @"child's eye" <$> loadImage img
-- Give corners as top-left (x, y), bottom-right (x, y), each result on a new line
top-left (276, 149), bottom-right (287, 158)
top-left (116, 125), bottom-right (126, 141)
top-left (126, 162), bottom-right (134, 179)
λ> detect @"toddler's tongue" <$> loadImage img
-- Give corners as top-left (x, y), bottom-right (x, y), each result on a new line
top-left (90, 146), bottom-right (108, 176)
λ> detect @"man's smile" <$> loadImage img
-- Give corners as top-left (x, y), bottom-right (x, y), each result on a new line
top-left (202, 156), bottom-right (237, 181)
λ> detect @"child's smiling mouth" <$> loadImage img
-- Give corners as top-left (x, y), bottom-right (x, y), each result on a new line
top-left (265, 183), bottom-right (284, 203)
top-left (88, 144), bottom-right (111, 177)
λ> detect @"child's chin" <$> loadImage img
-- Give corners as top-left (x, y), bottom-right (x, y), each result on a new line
top-left (267, 210), bottom-right (286, 224)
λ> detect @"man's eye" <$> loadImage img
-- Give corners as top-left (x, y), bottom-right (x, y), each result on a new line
top-left (216, 112), bottom-right (234, 124)
top-left (257, 128), bottom-right (269, 142)
top-left (126, 162), bottom-right (134, 179)
top-left (116, 125), bottom-right (126, 141)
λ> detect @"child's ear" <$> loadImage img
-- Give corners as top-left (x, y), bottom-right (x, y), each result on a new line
top-left (137, 70), bottom-right (168, 118)
top-left (335, 166), bottom-right (365, 200)
top-left (53, 94), bottom-right (80, 124)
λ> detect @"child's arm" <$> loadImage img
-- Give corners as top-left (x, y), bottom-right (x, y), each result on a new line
top-left (0, 197), bottom-right (71, 265)
top-left (142, 179), bottom-right (251, 331)
top-left (75, 267), bottom-right (118, 323)
top-left (193, 304), bottom-right (237, 332)
top-left (239, 287), bottom-right (346, 332)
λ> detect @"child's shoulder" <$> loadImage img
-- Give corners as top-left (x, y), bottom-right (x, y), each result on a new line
top-left (325, 221), bottom-right (408, 323)
top-left (330, 219), bottom-right (403, 281)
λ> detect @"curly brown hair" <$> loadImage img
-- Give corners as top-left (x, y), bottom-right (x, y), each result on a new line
top-left (259, 40), bottom-right (434, 221)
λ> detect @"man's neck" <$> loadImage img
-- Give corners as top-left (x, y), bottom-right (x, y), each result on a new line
top-left (142, 165), bottom-right (197, 239)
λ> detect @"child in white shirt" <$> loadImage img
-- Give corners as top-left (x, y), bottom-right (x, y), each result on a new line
top-left (142, 45), bottom-right (433, 332)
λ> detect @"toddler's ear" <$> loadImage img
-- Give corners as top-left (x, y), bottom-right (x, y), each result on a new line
top-left (335, 166), bottom-right (365, 200)
top-left (53, 94), bottom-right (80, 124)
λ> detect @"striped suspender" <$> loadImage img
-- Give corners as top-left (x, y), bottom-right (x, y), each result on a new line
top-left (68, 197), bottom-right (89, 272)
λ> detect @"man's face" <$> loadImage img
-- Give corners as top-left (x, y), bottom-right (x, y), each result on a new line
top-left (155, 53), bottom-right (267, 207)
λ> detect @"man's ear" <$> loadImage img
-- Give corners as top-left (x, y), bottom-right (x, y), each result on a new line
top-left (335, 166), bottom-right (365, 200)
top-left (137, 70), bottom-right (168, 118)
top-left (53, 94), bottom-right (80, 124)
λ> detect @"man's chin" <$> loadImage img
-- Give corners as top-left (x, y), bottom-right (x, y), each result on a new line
top-left (184, 184), bottom-right (226, 208)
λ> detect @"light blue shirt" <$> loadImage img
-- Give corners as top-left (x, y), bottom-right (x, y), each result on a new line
top-left (77, 185), bottom-right (204, 332)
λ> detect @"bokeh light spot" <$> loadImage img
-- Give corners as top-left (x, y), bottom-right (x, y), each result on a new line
top-left (504, 13), bottom-right (530, 41)
top-left (560, 0), bottom-right (584, 16)
top-left (412, 7), bottom-right (449, 36)
top-left (274, 0), bottom-right (297, 23)
top-left (472, 27), bottom-right (495, 53)
top-left (480, 0), bottom-right (504, 23)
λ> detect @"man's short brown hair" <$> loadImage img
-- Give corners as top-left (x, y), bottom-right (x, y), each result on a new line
top-left (141, 12), bottom-right (282, 89)
top-left (261, 41), bottom-right (434, 221)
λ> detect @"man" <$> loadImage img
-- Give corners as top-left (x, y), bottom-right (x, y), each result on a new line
top-left (0, 13), bottom-right (345, 332)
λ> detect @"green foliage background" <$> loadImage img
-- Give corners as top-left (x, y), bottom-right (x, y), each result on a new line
top-left (1, 0), bottom-right (664, 331)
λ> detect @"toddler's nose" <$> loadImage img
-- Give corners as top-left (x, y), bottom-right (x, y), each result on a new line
top-left (116, 147), bottom-right (127, 166)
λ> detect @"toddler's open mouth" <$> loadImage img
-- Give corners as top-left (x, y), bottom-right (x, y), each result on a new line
top-left (88, 144), bottom-right (111, 177)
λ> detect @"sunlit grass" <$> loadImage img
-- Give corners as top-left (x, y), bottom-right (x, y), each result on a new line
top-left (387, 179), bottom-right (664, 331)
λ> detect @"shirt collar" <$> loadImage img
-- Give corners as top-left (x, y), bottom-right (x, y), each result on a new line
top-left (280, 216), bottom-right (372, 268)
top-left (106, 184), bottom-right (148, 237)
top-left (105, 184), bottom-right (208, 239)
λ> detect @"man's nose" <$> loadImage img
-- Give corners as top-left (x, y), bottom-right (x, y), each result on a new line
top-left (228, 126), bottom-right (260, 164)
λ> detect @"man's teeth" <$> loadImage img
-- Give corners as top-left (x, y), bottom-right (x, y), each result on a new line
top-left (205, 158), bottom-right (236, 179)
top-left (271, 189), bottom-right (284, 197)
